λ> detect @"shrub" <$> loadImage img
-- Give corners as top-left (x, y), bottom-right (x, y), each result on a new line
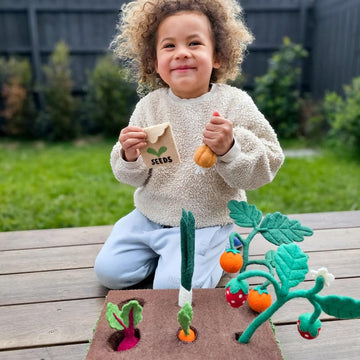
top-left (36, 41), bottom-right (77, 141)
top-left (84, 55), bottom-right (138, 137)
top-left (324, 76), bottom-right (360, 151)
top-left (0, 57), bottom-right (37, 137)
top-left (254, 37), bottom-right (308, 138)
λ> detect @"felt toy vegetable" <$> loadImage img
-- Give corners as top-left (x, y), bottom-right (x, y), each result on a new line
top-left (177, 302), bottom-right (196, 342)
top-left (193, 111), bottom-right (221, 169)
top-left (178, 209), bottom-right (195, 307)
top-left (220, 232), bottom-right (243, 273)
top-left (106, 300), bottom-right (143, 351)
top-left (297, 313), bottom-right (322, 339)
top-left (225, 277), bottom-right (249, 308)
top-left (193, 144), bottom-right (216, 168)
top-left (248, 286), bottom-right (272, 313)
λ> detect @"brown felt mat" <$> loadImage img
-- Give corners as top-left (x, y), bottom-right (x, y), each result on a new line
top-left (86, 288), bottom-right (283, 360)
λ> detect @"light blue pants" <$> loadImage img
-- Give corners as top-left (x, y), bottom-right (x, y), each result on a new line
top-left (94, 209), bottom-right (233, 289)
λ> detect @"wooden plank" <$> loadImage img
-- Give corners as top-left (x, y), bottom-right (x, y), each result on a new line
top-left (3, 228), bottom-right (358, 275)
top-left (0, 268), bottom-right (107, 306)
top-left (0, 244), bottom-right (102, 274)
top-left (0, 211), bottom-right (358, 251)
top-left (287, 211), bottom-right (360, 230)
top-left (219, 248), bottom-right (360, 287)
top-left (0, 298), bottom-right (104, 350)
top-left (0, 343), bottom-right (88, 360)
top-left (270, 277), bottom-right (360, 324)
top-left (276, 319), bottom-right (360, 360)
top-left (249, 227), bottom-right (360, 255)
top-left (0, 225), bottom-right (112, 251)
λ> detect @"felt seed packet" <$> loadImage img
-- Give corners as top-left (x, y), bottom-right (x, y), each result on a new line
top-left (140, 122), bottom-right (180, 167)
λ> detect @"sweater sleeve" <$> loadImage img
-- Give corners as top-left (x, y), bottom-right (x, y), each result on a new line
top-left (215, 90), bottom-right (284, 190)
top-left (109, 100), bottom-right (151, 188)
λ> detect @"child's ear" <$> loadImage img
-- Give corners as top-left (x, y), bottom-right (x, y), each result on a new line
top-left (154, 59), bottom-right (159, 73)
top-left (213, 60), bottom-right (221, 69)
top-left (213, 55), bottom-right (221, 69)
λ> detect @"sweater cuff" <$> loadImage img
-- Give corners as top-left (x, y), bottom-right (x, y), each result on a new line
top-left (120, 150), bottom-right (146, 168)
top-left (218, 139), bottom-right (241, 163)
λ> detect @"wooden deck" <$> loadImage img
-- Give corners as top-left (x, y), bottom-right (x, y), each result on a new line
top-left (1, 211), bottom-right (360, 359)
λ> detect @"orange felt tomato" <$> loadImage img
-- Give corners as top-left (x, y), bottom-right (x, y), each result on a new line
top-left (220, 250), bottom-right (243, 273)
top-left (248, 287), bottom-right (272, 313)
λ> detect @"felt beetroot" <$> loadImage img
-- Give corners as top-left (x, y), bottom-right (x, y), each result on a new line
top-left (106, 300), bottom-right (143, 351)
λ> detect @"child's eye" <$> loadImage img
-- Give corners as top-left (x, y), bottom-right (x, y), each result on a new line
top-left (163, 43), bottom-right (175, 49)
top-left (189, 41), bottom-right (201, 46)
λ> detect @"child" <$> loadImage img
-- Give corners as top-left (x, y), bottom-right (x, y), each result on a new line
top-left (95, 0), bottom-right (284, 290)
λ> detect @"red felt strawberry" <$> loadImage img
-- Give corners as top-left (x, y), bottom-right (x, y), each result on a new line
top-left (226, 287), bottom-right (248, 308)
top-left (225, 278), bottom-right (249, 308)
top-left (297, 313), bottom-right (322, 340)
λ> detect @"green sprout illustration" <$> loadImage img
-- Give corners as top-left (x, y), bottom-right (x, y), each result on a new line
top-left (147, 146), bottom-right (167, 157)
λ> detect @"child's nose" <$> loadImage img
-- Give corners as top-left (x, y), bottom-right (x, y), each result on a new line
top-left (175, 46), bottom-right (191, 59)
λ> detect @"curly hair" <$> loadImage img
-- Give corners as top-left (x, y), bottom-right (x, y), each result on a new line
top-left (111, 0), bottom-right (253, 93)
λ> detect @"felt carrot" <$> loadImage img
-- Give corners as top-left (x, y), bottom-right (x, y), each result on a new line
top-left (177, 302), bottom-right (196, 342)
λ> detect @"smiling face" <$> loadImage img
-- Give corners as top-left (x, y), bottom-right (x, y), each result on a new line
top-left (155, 11), bottom-right (221, 99)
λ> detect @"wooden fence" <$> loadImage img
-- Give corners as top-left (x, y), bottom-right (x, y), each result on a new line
top-left (0, 0), bottom-right (359, 98)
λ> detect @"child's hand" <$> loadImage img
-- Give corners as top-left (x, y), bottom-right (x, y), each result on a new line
top-left (203, 111), bottom-right (234, 156)
top-left (119, 126), bottom-right (147, 162)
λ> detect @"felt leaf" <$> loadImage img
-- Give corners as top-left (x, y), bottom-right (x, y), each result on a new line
top-left (178, 302), bottom-right (193, 335)
top-left (275, 244), bottom-right (308, 294)
top-left (227, 201), bottom-right (262, 228)
top-left (106, 300), bottom-right (143, 330)
top-left (226, 277), bottom-right (249, 295)
top-left (180, 209), bottom-right (195, 291)
top-left (316, 295), bottom-right (360, 319)
top-left (265, 250), bottom-right (277, 268)
top-left (120, 300), bottom-right (143, 328)
top-left (259, 212), bottom-right (313, 245)
top-left (106, 302), bottom-right (124, 330)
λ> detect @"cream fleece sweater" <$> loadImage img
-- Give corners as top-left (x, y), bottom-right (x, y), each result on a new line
top-left (110, 84), bottom-right (284, 228)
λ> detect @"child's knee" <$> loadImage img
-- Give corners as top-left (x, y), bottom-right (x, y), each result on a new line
top-left (94, 254), bottom-right (126, 289)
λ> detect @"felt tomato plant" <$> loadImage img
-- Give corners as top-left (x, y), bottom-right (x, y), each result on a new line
top-left (224, 201), bottom-right (360, 345)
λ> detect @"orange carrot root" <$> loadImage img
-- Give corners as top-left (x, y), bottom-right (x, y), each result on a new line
top-left (178, 328), bottom-right (196, 342)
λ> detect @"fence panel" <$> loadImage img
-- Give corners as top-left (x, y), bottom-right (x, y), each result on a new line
top-left (0, 0), bottom-right (358, 97)
top-left (312, 0), bottom-right (360, 97)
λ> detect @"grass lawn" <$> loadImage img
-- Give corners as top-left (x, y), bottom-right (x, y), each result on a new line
top-left (1, 138), bottom-right (359, 231)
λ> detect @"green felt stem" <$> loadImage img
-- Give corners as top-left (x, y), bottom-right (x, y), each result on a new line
top-left (240, 228), bottom-right (259, 273)
top-left (238, 273), bottom-right (326, 343)
top-left (245, 260), bottom-right (274, 290)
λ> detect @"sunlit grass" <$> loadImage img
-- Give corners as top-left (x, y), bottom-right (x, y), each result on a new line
top-left (0, 138), bottom-right (135, 231)
top-left (1, 138), bottom-right (359, 231)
